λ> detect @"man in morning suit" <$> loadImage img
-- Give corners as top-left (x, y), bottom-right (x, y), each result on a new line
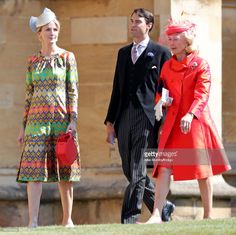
top-left (104, 8), bottom-right (174, 224)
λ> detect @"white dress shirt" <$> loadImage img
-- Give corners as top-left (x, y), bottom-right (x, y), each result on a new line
top-left (131, 36), bottom-right (150, 62)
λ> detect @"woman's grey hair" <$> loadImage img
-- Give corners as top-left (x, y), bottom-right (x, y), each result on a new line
top-left (182, 28), bottom-right (198, 53)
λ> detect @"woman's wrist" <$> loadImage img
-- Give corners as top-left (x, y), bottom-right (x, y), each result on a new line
top-left (188, 112), bottom-right (194, 118)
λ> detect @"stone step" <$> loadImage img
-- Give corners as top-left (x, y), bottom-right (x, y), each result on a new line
top-left (0, 167), bottom-right (236, 226)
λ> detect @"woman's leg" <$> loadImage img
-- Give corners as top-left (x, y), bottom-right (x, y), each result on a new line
top-left (58, 181), bottom-right (74, 227)
top-left (197, 177), bottom-right (213, 219)
top-left (146, 167), bottom-right (172, 223)
top-left (27, 182), bottom-right (42, 228)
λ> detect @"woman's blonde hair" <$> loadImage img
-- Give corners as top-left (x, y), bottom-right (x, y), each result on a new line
top-left (36, 18), bottom-right (60, 33)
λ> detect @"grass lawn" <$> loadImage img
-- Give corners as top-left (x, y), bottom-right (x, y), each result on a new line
top-left (0, 218), bottom-right (236, 235)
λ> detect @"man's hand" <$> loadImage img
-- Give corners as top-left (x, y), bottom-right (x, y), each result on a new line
top-left (106, 122), bottom-right (115, 145)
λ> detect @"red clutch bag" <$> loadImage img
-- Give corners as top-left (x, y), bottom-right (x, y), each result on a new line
top-left (56, 132), bottom-right (77, 166)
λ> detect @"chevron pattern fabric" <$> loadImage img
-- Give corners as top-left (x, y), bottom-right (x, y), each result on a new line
top-left (17, 51), bottom-right (80, 182)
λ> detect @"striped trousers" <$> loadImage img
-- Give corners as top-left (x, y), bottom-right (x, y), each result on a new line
top-left (117, 102), bottom-right (156, 224)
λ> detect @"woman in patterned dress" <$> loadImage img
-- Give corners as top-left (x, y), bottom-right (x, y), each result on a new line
top-left (143, 19), bottom-right (231, 223)
top-left (17, 8), bottom-right (80, 228)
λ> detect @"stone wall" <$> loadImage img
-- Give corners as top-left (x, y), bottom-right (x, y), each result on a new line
top-left (0, 0), bottom-right (235, 169)
top-left (0, 0), bottom-right (155, 169)
top-left (0, 0), bottom-right (236, 227)
top-left (222, 1), bottom-right (236, 144)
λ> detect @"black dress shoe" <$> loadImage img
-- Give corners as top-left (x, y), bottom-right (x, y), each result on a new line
top-left (161, 200), bottom-right (175, 222)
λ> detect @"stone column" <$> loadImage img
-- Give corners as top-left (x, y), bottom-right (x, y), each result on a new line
top-left (154, 0), bottom-right (222, 136)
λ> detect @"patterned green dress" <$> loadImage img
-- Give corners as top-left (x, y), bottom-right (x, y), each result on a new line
top-left (17, 50), bottom-right (80, 182)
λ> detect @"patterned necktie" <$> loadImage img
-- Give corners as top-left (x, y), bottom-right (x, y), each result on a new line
top-left (131, 44), bottom-right (139, 64)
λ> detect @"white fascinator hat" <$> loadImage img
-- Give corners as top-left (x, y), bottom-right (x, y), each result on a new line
top-left (29, 8), bottom-right (56, 32)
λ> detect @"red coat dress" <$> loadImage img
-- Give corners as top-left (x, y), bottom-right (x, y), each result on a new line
top-left (153, 52), bottom-right (231, 181)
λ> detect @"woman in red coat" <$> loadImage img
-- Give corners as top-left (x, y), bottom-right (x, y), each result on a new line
top-left (145, 19), bottom-right (231, 223)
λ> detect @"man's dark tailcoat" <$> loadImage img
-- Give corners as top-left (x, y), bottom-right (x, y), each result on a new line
top-left (105, 40), bottom-right (171, 223)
